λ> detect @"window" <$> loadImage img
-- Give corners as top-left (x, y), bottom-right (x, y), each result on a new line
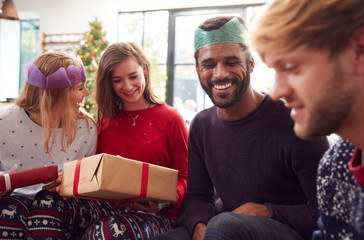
top-left (20, 19), bottom-right (40, 89)
top-left (117, 5), bottom-right (274, 122)
top-left (118, 11), bottom-right (169, 102)
top-left (0, 19), bottom-right (20, 101)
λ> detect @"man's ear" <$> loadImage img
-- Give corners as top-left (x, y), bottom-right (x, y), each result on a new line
top-left (350, 27), bottom-right (364, 75)
top-left (249, 56), bottom-right (255, 73)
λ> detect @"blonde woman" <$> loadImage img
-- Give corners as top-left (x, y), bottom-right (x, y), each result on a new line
top-left (0, 52), bottom-right (98, 239)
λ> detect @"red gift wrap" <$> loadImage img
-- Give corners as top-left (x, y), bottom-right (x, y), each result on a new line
top-left (0, 165), bottom-right (58, 191)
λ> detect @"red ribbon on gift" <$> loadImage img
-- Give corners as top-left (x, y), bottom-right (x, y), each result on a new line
top-left (72, 158), bottom-right (149, 201)
top-left (72, 159), bottom-right (82, 197)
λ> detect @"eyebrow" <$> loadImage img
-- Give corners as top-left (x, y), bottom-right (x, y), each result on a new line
top-left (75, 81), bottom-right (86, 86)
top-left (111, 71), bottom-right (138, 79)
top-left (200, 58), bottom-right (214, 64)
top-left (200, 56), bottom-right (241, 64)
top-left (270, 58), bottom-right (283, 68)
top-left (225, 56), bottom-right (240, 61)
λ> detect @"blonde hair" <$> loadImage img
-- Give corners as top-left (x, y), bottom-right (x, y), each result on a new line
top-left (15, 52), bottom-right (94, 155)
top-left (96, 42), bottom-right (163, 125)
top-left (251, 0), bottom-right (364, 61)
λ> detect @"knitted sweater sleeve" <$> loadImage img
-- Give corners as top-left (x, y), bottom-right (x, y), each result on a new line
top-left (157, 106), bottom-right (189, 220)
top-left (182, 117), bottom-right (216, 237)
top-left (167, 108), bottom-right (188, 210)
top-left (266, 135), bottom-right (329, 239)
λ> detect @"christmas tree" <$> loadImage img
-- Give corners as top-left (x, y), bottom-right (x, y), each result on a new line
top-left (77, 18), bottom-right (109, 117)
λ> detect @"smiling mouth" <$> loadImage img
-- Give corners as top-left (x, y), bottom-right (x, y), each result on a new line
top-left (213, 82), bottom-right (232, 90)
top-left (289, 105), bottom-right (305, 120)
top-left (73, 103), bottom-right (82, 113)
top-left (124, 89), bottom-right (137, 95)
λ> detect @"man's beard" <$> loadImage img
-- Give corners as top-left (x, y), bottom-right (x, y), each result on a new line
top-left (295, 60), bottom-right (355, 139)
top-left (200, 62), bottom-right (250, 109)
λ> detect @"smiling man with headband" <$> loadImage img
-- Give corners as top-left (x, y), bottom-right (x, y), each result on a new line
top-left (154, 16), bottom-right (329, 240)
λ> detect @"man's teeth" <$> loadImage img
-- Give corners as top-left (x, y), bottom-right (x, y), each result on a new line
top-left (213, 83), bottom-right (232, 90)
top-left (291, 108), bottom-right (296, 115)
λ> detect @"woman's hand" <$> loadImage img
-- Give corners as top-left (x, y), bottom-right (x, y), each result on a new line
top-left (52, 171), bottom-right (81, 202)
top-left (0, 190), bottom-right (12, 199)
top-left (129, 201), bottom-right (172, 213)
top-left (43, 170), bottom-right (62, 192)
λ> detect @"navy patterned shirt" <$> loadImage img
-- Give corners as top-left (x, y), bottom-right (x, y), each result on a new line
top-left (314, 138), bottom-right (364, 240)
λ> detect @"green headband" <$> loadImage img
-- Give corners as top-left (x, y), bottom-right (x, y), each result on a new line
top-left (194, 17), bottom-right (248, 52)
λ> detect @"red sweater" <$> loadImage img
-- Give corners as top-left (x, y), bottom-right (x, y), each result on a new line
top-left (97, 104), bottom-right (188, 220)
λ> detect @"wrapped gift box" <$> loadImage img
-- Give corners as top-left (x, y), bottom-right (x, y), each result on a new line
top-left (0, 165), bottom-right (58, 191)
top-left (60, 153), bottom-right (178, 202)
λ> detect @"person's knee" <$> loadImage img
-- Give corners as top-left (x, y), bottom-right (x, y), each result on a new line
top-left (151, 226), bottom-right (190, 240)
top-left (205, 213), bottom-right (254, 239)
top-left (32, 190), bottom-right (60, 209)
top-left (30, 191), bottom-right (70, 220)
top-left (207, 212), bottom-right (241, 230)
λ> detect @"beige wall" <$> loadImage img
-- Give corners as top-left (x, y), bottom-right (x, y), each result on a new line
top-left (13, 0), bottom-right (266, 45)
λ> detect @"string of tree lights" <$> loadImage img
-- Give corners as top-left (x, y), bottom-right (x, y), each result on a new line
top-left (77, 18), bottom-right (109, 117)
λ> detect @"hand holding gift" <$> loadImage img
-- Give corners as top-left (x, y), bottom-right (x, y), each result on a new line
top-left (0, 189), bottom-right (12, 199)
top-left (43, 170), bottom-right (63, 191)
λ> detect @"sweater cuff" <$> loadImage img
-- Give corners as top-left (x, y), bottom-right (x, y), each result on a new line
top-left (264, 203), bottom-right (274, 218)
top-left (349, 147), bottom-right (364, 186)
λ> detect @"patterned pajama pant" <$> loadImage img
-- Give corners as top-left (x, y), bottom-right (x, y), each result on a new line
top-left (0, 195), bottom-right (32, 240)
top-left (82, 211), bottom-right (175, 240)
top-left (26, 190), bottom-right (128, 240)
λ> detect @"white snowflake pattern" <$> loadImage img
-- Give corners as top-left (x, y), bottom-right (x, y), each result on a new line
top-left (317, 138), bottom-right (364, 238)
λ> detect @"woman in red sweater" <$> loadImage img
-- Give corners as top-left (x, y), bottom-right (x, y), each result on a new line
top-left (82, 42), bottom-right (188, 239)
